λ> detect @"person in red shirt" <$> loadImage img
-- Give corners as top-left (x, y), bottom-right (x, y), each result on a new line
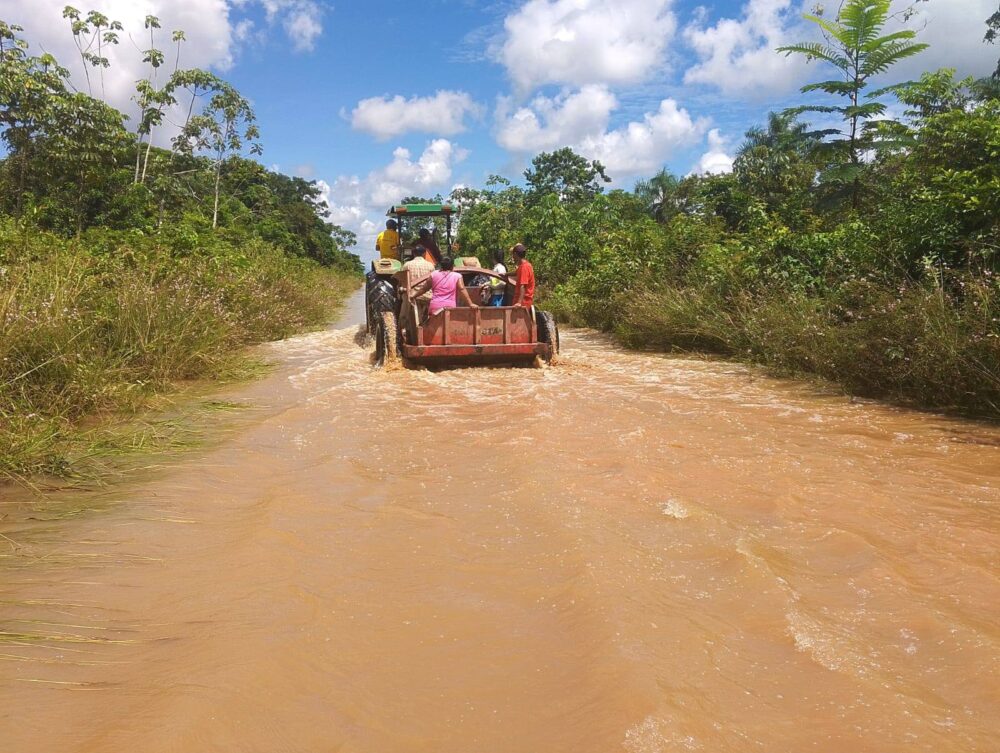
top-left (510, 243), bottom-right (535, 308)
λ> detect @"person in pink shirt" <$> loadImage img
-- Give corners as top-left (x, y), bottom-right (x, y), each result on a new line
top-left (410, 256), bottom-right (478, 316)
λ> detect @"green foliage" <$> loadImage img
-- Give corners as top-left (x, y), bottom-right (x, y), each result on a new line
top-left (0, 221), bottom-right (356, 481)
top-left (633, 169), bottom-right (681, 223)
top-left (987, 4), bottom-right (1000, 78)
top-left (524, 147), bottom-right (611, 204)
top-left (455, 44), bottom-right (999, 417)
top-left (733, 112), bottom-right (818, 226)
top-left (0, 15), bottom-right (362, 481)
top-left (0, 16), bottom-right (360, 271)
top-left (779, 0), bottom-right (929, 208)
top-left (883, 99), bottom-right (1000, 274)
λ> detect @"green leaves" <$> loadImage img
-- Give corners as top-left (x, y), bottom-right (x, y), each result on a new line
top-left (776, 42), bottom-right (847, 69)
top-left (778, 0), bottom-right (931, 209)
top-left (985, 5), bottom-right (1000, 78)
top-left (524, 147), bottom-right (611, 205)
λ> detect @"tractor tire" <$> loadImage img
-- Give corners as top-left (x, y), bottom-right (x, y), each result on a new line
top-left (536, 310), bottom-right (559, 363)
top-left (366, 274), bottom-right (397, 336)
top-left (374, 310), bottom-right (401, 368)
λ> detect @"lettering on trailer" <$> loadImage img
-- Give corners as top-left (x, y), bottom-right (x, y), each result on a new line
top-left (480, 327), bottom-right (503, 336)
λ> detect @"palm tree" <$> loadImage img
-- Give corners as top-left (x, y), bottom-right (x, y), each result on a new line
top-left (737, 111), bottom-right (811, 158)
top-left (733, 112), bottom-right (818, 213)
top-left (633, 169), bottom-right (680, 223)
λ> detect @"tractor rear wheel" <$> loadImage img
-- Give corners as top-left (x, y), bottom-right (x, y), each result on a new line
top-left (374, 310), bottom-right (401, 368)
top-left (536, 310), bottom-right (559, 363)
top-left (366, 275), bottom-right (397, 337)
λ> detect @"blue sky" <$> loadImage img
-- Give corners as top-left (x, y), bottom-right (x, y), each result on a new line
top-left (8, 0), bottom-right (998, 257)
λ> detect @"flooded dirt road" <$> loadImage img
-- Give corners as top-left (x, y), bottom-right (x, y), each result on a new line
top-left (2, 291), bottom-right (999, 752)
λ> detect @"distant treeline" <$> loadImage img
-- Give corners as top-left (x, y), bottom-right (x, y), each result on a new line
top-left (0, 12), bottom-right (360, 272)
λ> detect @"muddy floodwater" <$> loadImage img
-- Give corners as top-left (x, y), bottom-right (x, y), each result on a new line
top-left (2, 291), bottom-right (999, 753)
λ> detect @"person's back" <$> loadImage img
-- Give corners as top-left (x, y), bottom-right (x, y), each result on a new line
top-left (419, 229), bottom-right (442, 265)
top-left (404, 254), bottom-right (434, 301)
top-left (376, 221), bottom-right (400, 260)
top-left (429, 269), bottom-right (461, 315)
top-left (511, 244), bottom-right (535, 307)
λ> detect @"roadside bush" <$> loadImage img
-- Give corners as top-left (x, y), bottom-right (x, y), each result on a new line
top-left (612, 275), bottom-right (1000, 415)
top-left (0, 221), bottom-right (356, 479)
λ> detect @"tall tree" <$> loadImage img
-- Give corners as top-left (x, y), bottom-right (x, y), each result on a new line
top-left (987, 4), bottom-right (1000, 79)
top-left (0, 22), bottom-right (68, 215)
top-left (733, 111), bottom-right (818, 218)
top-left (524, 147), bottom-right (611, 204)
top-left (778, 0), bottom-right (928, 208)
top-left (132, 16), bottom-right (184, 185)
top-left (175, 83), bottom-right (261, 228)
top-left (633, 169), bottom-right (680, 223)
top-left (60, 6), bottom-right (122, 100)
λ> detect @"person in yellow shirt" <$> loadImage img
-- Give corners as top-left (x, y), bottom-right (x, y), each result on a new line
top-left (375, 220), bottom-right (401, 260)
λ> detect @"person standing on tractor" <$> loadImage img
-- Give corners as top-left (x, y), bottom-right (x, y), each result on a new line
top-left (419, 228), bottom-right (443, 265)
top-left (376, 220), bottom-right (401, 260)
top-left (411, 257), bottom-right (478, 315)
top-left (509, 244), bottom-right (535, 308)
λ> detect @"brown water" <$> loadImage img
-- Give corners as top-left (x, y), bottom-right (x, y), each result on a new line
top-left (2, 290), bottom-right (999, 752)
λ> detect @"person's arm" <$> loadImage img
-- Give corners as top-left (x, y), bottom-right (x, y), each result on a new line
top-left (410, 275), bottom-right (432, 299)
top-left (457, 278), bottom-right (478, 308)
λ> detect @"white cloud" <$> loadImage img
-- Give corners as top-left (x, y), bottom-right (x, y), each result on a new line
top-left (351, 91), bottom-right (480, 140)
top-left (250, 0), bottom-right (324, 51)
top-left (318, 140), bottom-right (469, 261)
top-left (683, 0), bottom-right (807, 100)
top-left (691, 129), bottom-right (734, 175)
top-left (581, 99), bottom-right (708, 176)
top-left (495, 85), bottom-right (618, 152)
top-left (496, 85), bottom-right (707, 179)
top-left (280, 1), bottom-right (323, 52)
top-left (497, 0), bottom-right (677, 91)
top-left (889, 0), bottom-right (997, 80)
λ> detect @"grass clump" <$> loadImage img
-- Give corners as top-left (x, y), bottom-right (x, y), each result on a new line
top-left (0, 221), bottom-right (357, 482)
top-left (602, 276), bottom-right (1000, 415)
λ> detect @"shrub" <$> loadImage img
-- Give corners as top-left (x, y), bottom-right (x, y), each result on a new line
top-left (0, 221), bottom-right (356, 480)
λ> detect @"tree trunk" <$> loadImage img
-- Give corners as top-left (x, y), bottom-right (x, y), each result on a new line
top-left (134, 136), bottom-right (143, 183)
top-left (141, 131), bottom-right (154, 184)
top-left (212, 158), bottom-right (221, 229)
top-left (15, 146), bottom-right (28, 216)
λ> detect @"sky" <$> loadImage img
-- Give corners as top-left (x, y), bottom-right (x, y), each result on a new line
top-left (5, 0), bottom-right (998, 260)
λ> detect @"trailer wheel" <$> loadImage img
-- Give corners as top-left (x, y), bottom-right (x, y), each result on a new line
top-left (374, 310), bottom-right (401, 368)
top-left (536, 310), bottom-right (559, 363)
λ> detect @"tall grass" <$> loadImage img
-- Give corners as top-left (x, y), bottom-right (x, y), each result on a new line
top-left (568, 276), bottom-right (1000, 416)
top-left (0, 221), bottom-right (357, 482)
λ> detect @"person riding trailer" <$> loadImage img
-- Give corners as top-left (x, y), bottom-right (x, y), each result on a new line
top-left (402, 246), bottom-right (435, 322)
top-left (509, 243), bottom-right (535, 308)
top-left (409, 256), bottom-right (479, 315)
